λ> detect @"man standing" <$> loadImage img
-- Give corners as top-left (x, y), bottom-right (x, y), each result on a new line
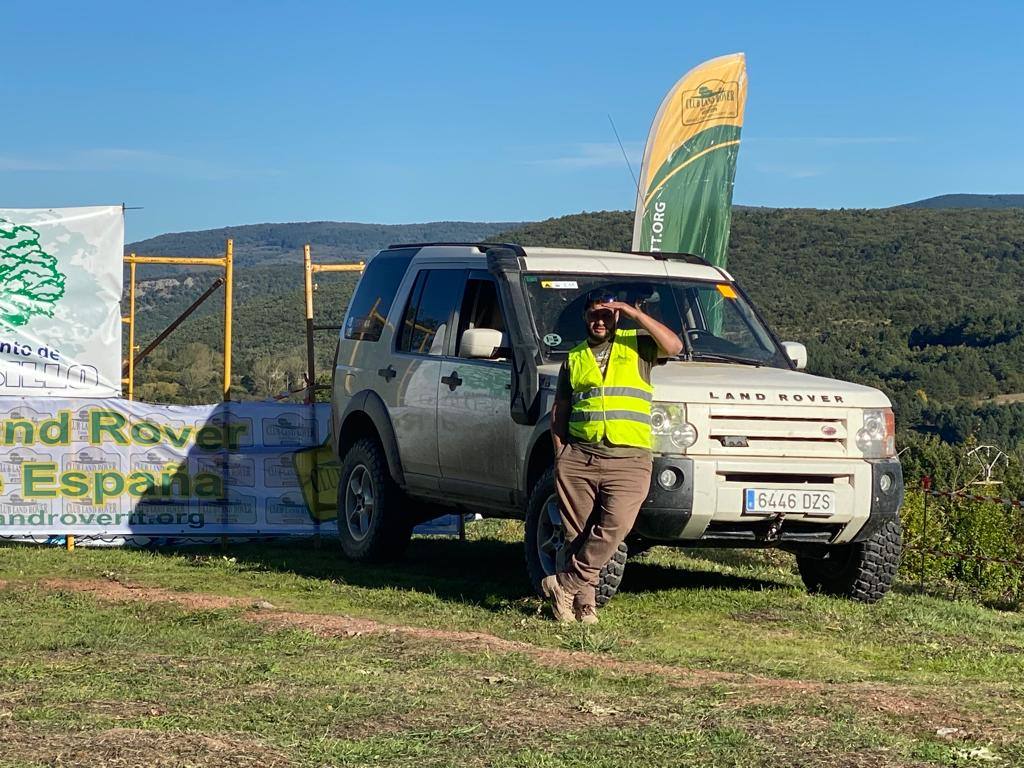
top-left (543, 291), bottom-right (684, 623)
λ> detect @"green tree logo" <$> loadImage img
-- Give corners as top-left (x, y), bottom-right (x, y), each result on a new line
top-left (0, 218), bottom-right (66, 327)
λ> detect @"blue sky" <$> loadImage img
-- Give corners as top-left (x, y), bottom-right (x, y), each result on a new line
top-left (3, 1), bottom-right (1022, 241)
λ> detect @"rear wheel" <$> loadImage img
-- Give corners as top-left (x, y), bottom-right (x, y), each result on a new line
top-left (523, 466), bottom-right (627, 607)
top-left (796, 519), bottom-right (902, 603)
top-left (337, 438), bottom-right (412, 561)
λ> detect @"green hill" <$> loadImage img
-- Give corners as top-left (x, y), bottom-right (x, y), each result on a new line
top-left (126, 220), bottom-right (524, 268)
top-left (902, 194), bottom-right (1024, 209)
top-left (129, 207), bottom-right (1024, 449)
top-left (494, 208), bottom-right (1024, 447)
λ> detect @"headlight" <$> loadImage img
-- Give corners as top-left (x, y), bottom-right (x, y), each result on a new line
top-left (651, 402), bottom-right (697, 454)
top-left (856, 408), bottom-right (895, 458)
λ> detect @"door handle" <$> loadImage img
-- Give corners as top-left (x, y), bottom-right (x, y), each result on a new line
top-left (377, 365), bottom-right (396, 382)
top-left (441, 370), bottom-right (463, 391)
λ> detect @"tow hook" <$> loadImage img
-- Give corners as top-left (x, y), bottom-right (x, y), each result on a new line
top-left (761, 512), bottom-right (785, 543)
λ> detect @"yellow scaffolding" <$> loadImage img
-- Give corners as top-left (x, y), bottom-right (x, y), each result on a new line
top-left (302, 244), bottom-right (364, 403)
top-left (122, 239), bottom-right (235, 402)
top-left (66, 241), bottom-right (236, 552)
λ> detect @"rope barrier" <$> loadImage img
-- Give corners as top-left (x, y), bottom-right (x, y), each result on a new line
top-left (919, 485), bottom-right (1024, 510)
top-left (904, 544), bottom-right (1024, 568)
top-left (912, 477), bottom-right (1024, 603)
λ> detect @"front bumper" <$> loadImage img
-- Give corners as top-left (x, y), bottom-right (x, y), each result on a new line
top-left (634, 455), bottom-right (904, 545)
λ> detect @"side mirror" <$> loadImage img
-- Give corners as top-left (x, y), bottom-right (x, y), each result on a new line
top-left (460, 328), bottom-right (508, 359)
top-left (782, 341), bottom-right (808, 370)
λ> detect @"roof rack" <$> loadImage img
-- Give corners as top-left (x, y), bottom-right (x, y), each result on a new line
top-left (386, 241), bottom-right (526, 256)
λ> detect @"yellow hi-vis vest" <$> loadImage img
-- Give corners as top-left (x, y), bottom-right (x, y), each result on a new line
top-left (567, 329), bottom-right (654, 449)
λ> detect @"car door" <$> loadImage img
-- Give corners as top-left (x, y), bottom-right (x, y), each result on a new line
top-left (436, 272), bottom-right (517, 503)
top-left (388, 267), bottom-right (466, 488)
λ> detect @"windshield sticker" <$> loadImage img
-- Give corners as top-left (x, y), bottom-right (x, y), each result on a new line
top-left (543, 333), bottom-right (562, 347)
top-left (540, 280), bottom-right (578, 289)
top-left (716, 284), bottom-right (738, 299)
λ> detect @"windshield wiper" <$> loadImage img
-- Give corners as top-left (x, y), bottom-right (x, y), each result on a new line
top-left (685, 352), bottom-right (766, 367)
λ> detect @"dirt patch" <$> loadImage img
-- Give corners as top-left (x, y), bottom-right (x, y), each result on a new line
top-left (728, 608), bottom-right (789, 624)
top-left (38, 578), bottom-right (245, 613)
top-left (32, 577), bottom-right (731, 684)
top-left (0, 723), bottom-right (291, 768)
top-left (12, 577), bottom-right (1016, 742)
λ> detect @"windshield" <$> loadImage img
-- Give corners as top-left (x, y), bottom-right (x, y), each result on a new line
top-left (522, 274), bottom-right (789, 368)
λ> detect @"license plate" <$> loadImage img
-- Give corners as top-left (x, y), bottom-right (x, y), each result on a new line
top-left (744, 488), bottom-right (836, 516)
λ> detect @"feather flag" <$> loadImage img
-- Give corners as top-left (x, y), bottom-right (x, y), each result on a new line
top-left (631, 53), bottom-right (747, 267)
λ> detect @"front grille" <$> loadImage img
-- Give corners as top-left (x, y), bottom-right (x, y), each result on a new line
top-left (708, 412), bottom-right (847, 457)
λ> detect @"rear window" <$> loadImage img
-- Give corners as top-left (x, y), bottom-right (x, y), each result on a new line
top-left (343, 248), bottom-right (417, 342)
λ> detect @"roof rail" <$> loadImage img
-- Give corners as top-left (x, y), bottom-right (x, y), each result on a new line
top-left (385, 242), bottom-right (708, 266)
top-left (386, 241), bottom-right (526, 256)
top-left (632, 250), bottom-right (711, 266)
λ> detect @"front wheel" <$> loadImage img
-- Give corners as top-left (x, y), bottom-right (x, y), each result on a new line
top-left (523, 466), bottom-right (627, 607)
top-left (796, 519), bottom-right (902, 603)
top-left (337, 438), bottom-right (412, 562)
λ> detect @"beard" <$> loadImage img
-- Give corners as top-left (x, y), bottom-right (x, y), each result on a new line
top-left (587, 324), bottom-right (615, 344)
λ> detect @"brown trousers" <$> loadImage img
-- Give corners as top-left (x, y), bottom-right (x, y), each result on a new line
top-left (554, 443), bottom-right (652, 608)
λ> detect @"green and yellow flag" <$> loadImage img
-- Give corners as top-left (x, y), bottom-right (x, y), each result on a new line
top-left (631, 53), bottom-right (747, 267)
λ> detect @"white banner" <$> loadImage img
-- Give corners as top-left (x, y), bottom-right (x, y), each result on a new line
top-left (0, 206), bottom-right (124, 397)
top-left (0, 397), bottom-right (463, 539)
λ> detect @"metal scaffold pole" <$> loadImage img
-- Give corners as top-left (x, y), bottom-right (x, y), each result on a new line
top-left (301, 247), bottom-right (364, 401)
top-left (223, 238), bottom-right (234, 401)
top-left (304, 244), bottom-right (316, 405)
top-left (127, 260), bottom-right (137, 401)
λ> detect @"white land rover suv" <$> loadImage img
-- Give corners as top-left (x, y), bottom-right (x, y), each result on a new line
top-left (331, 243), bottom-right (904, 604)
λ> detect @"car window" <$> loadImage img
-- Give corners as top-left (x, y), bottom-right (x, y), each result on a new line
top-left (395, 269), bottom-right (466, 356)
top-left (454, 278), bottom-right (507, 358)
top-left (343, 248), bottom-right (417, 342)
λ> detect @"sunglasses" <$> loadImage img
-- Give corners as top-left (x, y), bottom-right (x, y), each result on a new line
top-left (586, 308), bottom-right (615, 323)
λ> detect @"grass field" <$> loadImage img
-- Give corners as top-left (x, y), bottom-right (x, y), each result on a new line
top-left (1, 522), bottom-right (1022, 767)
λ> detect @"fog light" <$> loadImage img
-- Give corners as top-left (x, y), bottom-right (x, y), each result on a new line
top-left (658, 467), bottom-right (681, 490)
top-left (879, 472), bottom-right (894, 494)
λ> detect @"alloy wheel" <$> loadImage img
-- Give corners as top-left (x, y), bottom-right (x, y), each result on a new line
top-left (535, 493), bottom-right (564, 575)
top-left (345, 464), bottom-right (375, 541)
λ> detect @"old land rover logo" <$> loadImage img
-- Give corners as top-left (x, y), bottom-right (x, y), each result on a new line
top-left (822, 425), bottom-right (838, 436)
top-left (680, 80), bottom-right (740, 126)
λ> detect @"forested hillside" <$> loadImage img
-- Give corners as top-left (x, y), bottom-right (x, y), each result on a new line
top-left (126, 264), bottom-right (357, 403)
top-left (903, 194), bottom-right (1024, 209)
top-left (126, 220), bottom-right (522, 268)
top-left (496, 208), bottom-right (1024, 448)
top-left (128, 207), bottom-right (1024, 450)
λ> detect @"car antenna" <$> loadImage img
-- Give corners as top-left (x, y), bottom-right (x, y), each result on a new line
top-left (607, 113), bottom-right (639, 199)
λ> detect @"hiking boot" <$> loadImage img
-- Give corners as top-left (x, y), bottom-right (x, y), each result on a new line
top-left (540, 574), bottom-right (575, 622)
top-left (575, 603), bottom-right (599, 625)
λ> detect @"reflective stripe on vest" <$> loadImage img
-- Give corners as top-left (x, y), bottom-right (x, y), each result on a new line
top-left (567, 329), bottom-right (654, 450)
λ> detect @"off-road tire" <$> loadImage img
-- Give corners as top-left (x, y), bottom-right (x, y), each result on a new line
top-left (524, 466), bottom-right (627, 608)
top-left (796, 519), bottom-right (902, 603)
top-left (337, 438), bottom-right (412, 562)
